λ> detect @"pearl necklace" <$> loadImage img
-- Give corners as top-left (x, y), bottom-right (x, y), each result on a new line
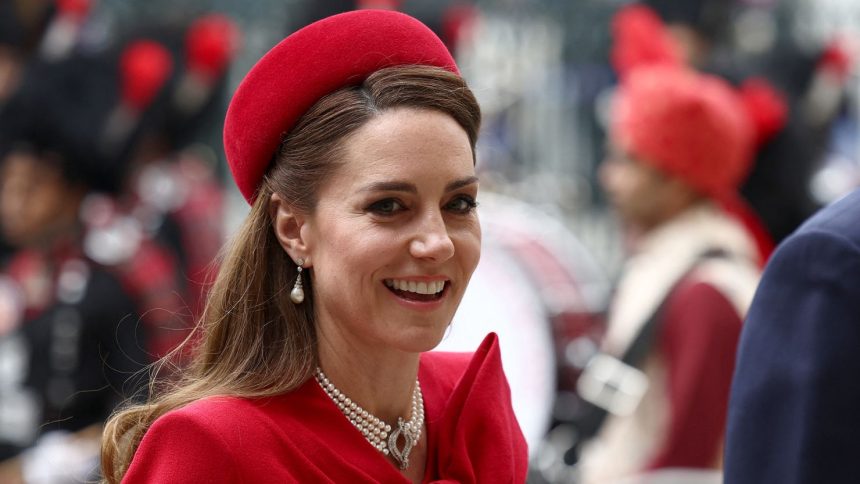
top-left (314, 367), bottom-right (424, 470)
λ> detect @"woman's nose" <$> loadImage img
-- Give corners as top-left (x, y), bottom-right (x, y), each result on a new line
top-left (409, 210), bottom-right (455, 262)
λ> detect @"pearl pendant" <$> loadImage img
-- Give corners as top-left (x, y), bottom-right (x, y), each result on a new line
top-left (291, 259), bottom-right (304, 304)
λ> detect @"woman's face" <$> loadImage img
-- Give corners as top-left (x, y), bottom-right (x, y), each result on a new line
top-left (302, 107), bottom-right (481, 353)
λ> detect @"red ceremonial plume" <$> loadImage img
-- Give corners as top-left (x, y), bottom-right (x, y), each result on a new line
top-left (56, 0), bottom-right (92, 20)
top-left (120, 40), bottom-right (174, 111)
top-left (738, 77), bottom-right (788, 147)
top-left (185, 14), bottom-right (241, 81)
top-left (818, 37), bottom-right (855, 82)
top-left (610, 3), bottom-right (682, 79)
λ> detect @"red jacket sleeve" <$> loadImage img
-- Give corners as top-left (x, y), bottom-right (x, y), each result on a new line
top-left (123, 410), bottom-right (241, 483)
top-left (648, 280), bottom-right (742, 469)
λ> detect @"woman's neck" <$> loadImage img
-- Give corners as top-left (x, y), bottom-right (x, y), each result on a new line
top-left (315, 323), bottom-right (421, 425)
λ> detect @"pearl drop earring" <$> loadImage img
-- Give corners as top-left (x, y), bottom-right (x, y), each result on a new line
top-left (290, 258), bottom-right (305, 304)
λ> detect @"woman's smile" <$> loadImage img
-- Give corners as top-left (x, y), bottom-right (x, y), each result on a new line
top-left (384, 277), bottom-right (450, 307)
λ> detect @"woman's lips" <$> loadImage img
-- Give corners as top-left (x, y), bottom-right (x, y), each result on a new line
top-left (383, 278), bottom-right (449, 304)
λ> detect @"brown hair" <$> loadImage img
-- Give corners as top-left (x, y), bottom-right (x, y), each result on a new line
top-left (100, 65), bottom-right (481, 482)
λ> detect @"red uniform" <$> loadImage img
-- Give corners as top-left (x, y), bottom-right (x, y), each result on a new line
top-left (578, 205), bottom-right (760, 482)
top-left (0, 240), bottom-right (151, 462)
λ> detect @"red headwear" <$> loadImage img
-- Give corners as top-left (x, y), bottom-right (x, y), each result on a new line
top-left (170, 14), bottom-right (241, 120)
top-left (40, 0), bottom-right (95, 60)
top-left (610, 3), bottom-right (683, 80)
top-left (120, 40), bottom-right (174, 112)
top-left (56, 0), bottom-right (93, 20)
top-left (611, 66), bottom-right (755, 198)
top-left (818, 37), bottom-right (855, 82)
top-left (738, 77), bottom-right (788, 147)
top-left (185, 13), bottom-right (241, 83)
top-left (612, 66), bottom-right (779, 263)
top-left (223, 10), bottom-right (459, 204)
top-left (609, 4), bottom-right (788, 263)
top-left (99, 39), bottom-right (173, 158)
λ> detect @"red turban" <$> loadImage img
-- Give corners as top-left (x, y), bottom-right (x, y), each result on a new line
top-left (223, 10), bottom-right (458, 204)
top-left (611, 66), bottom-right (755, 198)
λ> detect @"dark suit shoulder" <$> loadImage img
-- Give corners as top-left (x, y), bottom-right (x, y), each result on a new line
top-left (794, 188), bottom-right (860, 241)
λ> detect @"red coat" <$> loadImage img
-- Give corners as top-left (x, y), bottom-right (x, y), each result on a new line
top-left (123, 333), bottom-right (528, 483)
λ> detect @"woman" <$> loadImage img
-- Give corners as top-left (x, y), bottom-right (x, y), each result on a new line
top-left (102, 9), bottom-right (528, 483)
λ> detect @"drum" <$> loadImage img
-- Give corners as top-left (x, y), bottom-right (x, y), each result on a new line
top-left (436, 193), bottom-right (611, 459)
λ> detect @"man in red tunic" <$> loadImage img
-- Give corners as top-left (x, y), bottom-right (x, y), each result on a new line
top-left (575, 64), bottom-right (764, 483)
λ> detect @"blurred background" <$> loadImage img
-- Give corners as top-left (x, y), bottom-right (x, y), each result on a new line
top-left (0, 0), bottom-right (858, 482)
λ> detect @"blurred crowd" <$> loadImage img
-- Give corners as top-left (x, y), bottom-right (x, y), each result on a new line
top-left (0, 0), bottom-right (858, 482)
top-left (0, 0), bottom-right (236, 481)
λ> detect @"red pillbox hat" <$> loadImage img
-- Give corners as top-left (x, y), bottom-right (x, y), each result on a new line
top-left (223, 10), bottom-right (459, 203)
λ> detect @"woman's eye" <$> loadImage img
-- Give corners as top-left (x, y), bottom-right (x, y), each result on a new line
top-left (367, 198), bottom-right (405, 215)
top-left (446, 195), bottom-right (478, 214)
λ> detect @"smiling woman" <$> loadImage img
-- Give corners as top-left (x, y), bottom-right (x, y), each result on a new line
top-left (101, 9), bottom-right (527, 484)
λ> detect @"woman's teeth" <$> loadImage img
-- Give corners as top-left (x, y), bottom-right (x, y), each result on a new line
top-left (384, 279), bottom-right (446, 295)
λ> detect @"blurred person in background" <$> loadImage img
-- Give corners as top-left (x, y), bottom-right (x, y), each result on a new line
top-left (573, 62), bottom-right (764, 483)
top-left (1, 0), bottom-right (199, 363)
top-left (0, 54), bottom-right (151, 483)
top-left (610, 2), bottom-right (788, 250)
top-left (0, 0), bottom-right (54, 266)
top-left (641, 0), bottom-right (853, 243)
top-left (725, 186), bottom-right (860, 483)
top-left (102, 10), bottom-right (527, 483)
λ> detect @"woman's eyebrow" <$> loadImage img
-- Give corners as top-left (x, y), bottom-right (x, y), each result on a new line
top-left (359, 176), bottom-right (479, 194)
top-left (360, 181), bottom-right (417, 193)
top-left (446, 176), bottom-right (479, 192)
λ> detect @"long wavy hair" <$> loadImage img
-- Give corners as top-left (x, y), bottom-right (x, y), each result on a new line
top-left (100, 65), bottom-right (481, 482)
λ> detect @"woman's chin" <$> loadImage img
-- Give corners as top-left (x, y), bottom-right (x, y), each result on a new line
top-left (394, 324), bottom-right (451, 354)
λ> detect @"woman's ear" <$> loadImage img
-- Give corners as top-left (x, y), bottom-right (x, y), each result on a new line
top-left (269, 193), bottom-right (311, 263)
